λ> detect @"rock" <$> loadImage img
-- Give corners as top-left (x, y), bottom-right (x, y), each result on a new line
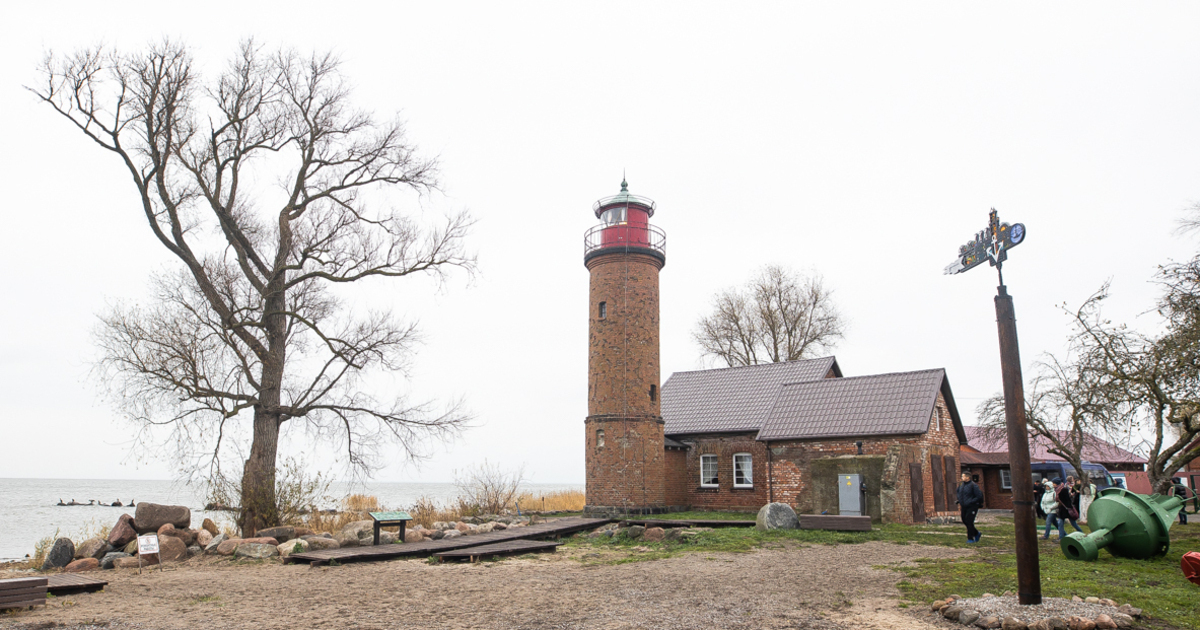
top-left (755, 502), bottom-right (799, 531)
top-left (1115, 605), bottom-right (1140, 618)
top-left (406, 529), bottom-right (426, 543)
top-left (930, 599), bottom-right (948, 611)
top-left (108, 514), bottom-right (138, 548)
top-left (304, 536), bottom-right (340, 550)
top-left (981, 593), bottom-right (996, 599)
top-left (492, 522), bottom-right (507, 530)
top-left (442, 529), bottom-right (462, 539)
top-left (336, 531), bottom-right (361, 547)
top-left (1084, 597), bottom-right (1100, 604)
top-left (112, 556), bottom-right (143, 569)
top-left (1067, 616), bottom-right (1096, 630)
top-left (1072, 596), bottom-right (1084, 602)
top-left (1001, 617), bottom-right (1027, 630)
top-left (197, 529), bottom-right (213, 547)
top-left (476, 522), bottom-right (495, 533)
top-left (942, 605), bottom-right (964, 621)
top-left (959, 610), bottom-right (981, 626)
top-left (277, 539), bottom-right (309, 557)
top-left (158, 535), bottom-right (188, 563)
top-left (205, 533), bottom-right (228, 554)
top-left (42, 537), bottom-right (76, 570)
top-left (215, 538), bottom-right (242, 556)
top-left (1099, 599), bottom-right (1116, 607)
top-left (100, 552), bottom-right (131, 569)
top-left (337, 520), bottom-right (374, 546)
top-left (65, 558), bottom-right (100, 572)
top-left (175, 529), bottom-right (198, 546)
top-left (140, 553), bottom-right (161, 566)
top-left (157, 523), bottom-right (178, 538)
top-left (976, 616), bottom-right (1001, 629)
top-left (626, 525), bottom-right (646, 540)
top-left (430, 530), bottom-right (445, 540)
top-left (664, 528), bottom-right (684, 541)
top-left (456, 521), bottom-right (472, 533)
top-left (187, 545), bottom-right (203, 557)
top-left (76, 537), bottom-right (112, 560)
top-left (1028, 620), bottom-right (1052, 630)
top-left (588, 530), bottom-right (613, 539)
top-left (1046, 617), bottom-right (1067, 630)
top-left (234, 542), bottom-right (279, 559)
top-left (642, 527), bottom-right (665, 542)
top-left (949, 594), bottom-right (962, 601)
top-left (379, 531), bottom-right (398, 545)
top-left (293, 527), bottom-right (314, 537)
top-left (1109, 613), bottom-right (1133, 628)
top-left (123, 540), bottom-right (139, 554)
top-left (1094, 615), bottom-right (1117, 630)
top-left (134, 503), bottom-right (191, 534)
top-left (239, 537), bottom-right (280, 546)
top-left (255, 526), bottom-right (295, 543)
top-left (202, 518), bottom-right (220, 536)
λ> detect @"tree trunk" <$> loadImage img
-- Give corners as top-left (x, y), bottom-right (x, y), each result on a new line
top-left (239, 411), bottom-right (280, 537)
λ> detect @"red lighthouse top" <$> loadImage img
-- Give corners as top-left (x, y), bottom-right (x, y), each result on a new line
top-left (584, 179), bottom-right (666, 266)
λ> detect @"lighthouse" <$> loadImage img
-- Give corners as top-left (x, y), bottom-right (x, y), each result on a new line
top-left (583, 179), bottom-right (667, 514)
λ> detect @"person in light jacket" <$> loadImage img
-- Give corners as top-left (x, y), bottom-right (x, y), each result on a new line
top-left (956, 471), bottom-right (984, 543)
top-left (1040, 479), bottom-right (1060, 539)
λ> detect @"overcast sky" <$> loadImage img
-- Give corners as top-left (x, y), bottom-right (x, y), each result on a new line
top-left (2, 2), bottom-right (1198, 485)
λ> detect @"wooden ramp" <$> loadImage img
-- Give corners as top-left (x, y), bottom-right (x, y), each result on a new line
top-left (620, 519), bottom-right (756, 528)
top-left (0, 577), bottom-right (47, 611)
top-left (47, 573), bottom-right (108, 596)
top-left (284, 517), bottom-right (609, 566)
top-left (434, 539), bottom-right (561, 563)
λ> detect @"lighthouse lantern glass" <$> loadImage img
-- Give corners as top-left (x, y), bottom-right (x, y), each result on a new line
top-left (601, 206), bottom-right (626, 226)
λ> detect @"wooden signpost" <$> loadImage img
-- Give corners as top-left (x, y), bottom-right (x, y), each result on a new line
top-left (945, 209), bottom-right (1041, 605)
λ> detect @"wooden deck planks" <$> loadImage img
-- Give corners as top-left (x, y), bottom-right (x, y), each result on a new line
top-left (434, 539), bottom-right (561, 562)
top-left (284, 516), bottom-right (610, 566)
top-left (0, 577), bottom-right (47, 611)
top-left (620, 519), bottom-right (756, 528)
top-left (796, 514), bottom-right (873, 531)
top-left (46, 573), bottom-right (108, 595)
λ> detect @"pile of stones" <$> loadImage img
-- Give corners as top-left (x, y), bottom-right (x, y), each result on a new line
top-left (584, 522), bottom-right (708, 542)
top-left (930, 593), bottom-right (1144, 629)
top-left (37, 504), bottom-right (535, 571)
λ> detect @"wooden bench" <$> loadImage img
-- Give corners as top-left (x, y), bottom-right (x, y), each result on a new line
top-left (369, 511), bottom-right (412, 546)
top-left (0, 577), bottom-right (47, 611)
top-left (797, 514), bottom-right (873, 532)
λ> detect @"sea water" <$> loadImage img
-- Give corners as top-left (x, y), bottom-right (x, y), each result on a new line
top-left (0, 478), bottom-right (582, 562)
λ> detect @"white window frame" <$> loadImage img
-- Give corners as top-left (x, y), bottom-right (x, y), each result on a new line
top-left (700, 454), bottom-right (718, 488)
top-left (1000, 467), bottom-right (1012, 490)
top-left (733, 453), bottom-right (753, 488)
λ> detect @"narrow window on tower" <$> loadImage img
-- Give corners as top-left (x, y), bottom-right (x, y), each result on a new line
top-left (596, 429), bottom-right (605, 449)
top-left (649, 384), bottom-right (657, 402)
top-left (598, 301), bottom-right (607, 320)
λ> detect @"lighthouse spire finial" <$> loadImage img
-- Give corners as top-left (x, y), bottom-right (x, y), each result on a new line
top-left (621, 170), bottom-right (628, 192)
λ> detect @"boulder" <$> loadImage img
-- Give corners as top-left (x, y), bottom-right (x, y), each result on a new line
top-left (234, 542), bottom-right (279, 559)
top-left (1109, 613), bottom-right (1134, 628)
top-left (187, 545), bottom-right (203, 557)
top-left (626, 525), bottom-right (646, 540)
top-left (100, 552), bottom-right (131, 570)
top-left (588, 530), bottom-right (613, 539)
top-left (492, 522), bottom-right (508, 530)
top-left (197, 529), bottom-right (213, 547)
top-left (337, 520), bottom-right (374, 546)
top-left (1095, 615), bottom-right (1117, 630)
top-left (476, 522), bottom-right (495, 533)
top-left (1046, 617), bottom-right (1068, 630)
top-left (1028, 621), bottom-right (1052, 630)
top-left (959, 610), bottom-right (981, 626)
top-left (942, 606), bottom-right (964, 621)
top-left (175, 529), bottom-right (198, 546)
top-left (456, 522), bottom-right (472, 533)
top-left (1001, 618), bottom-right (1028, 630)
top-left (976, 617), bottom-right (1002, 629)
top-left (108, 514), bottom-right (138, 548)
top-left (76, 537), bottom-right (112, 560)
top-left (64, 558), bottom-right (100, 573)
top-left (379, 531), bottom-right (398, 545)
top-left (205, 533), bottom-right (229, 554)
top-left (239, 537), bottom-right (280, 546)
top-left (215, 538), bottom-right (242, 556)
top-left (123, 540), bottom-right (139, 555)
top-left (158, 535), bottom-right (188, 563)
top-left (1085, 597), bottom-right (1101, 604)
top-left (664, 528), bottom-right (685, 541)
top-left (755, 502), bottom-right (799, 531)
top-left (42, 537), bottom-right (76, 570)
top-left (278, 539), bottom-right (309, 557)
top-left (134, 503), bottom-right (191, 534)
top-left (255, 526), bottom-right (295, 543)
top-left (642, 527), bottom-right (665, 542)
top-left (1099, 599), bottom-right (1117, 608)
top-left (304, 537), bottom-right (340, 551)
top-left (112, 556), bottom-right (143, 569)
top-left (201, 518), bottom-right (220, 536)
top-left (442, 529), bottom-right (463, 539)
top-left (1115, 605), bottom-right (1141, 618)
top-left (157, 523), bottom-right (178, 538)
top-left (405, 529), bottom-right (426, 543)
top-left (293, 527), bottom-right (314, 537)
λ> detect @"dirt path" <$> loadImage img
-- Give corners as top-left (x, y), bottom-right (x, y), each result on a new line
top-left (1, 541), bottom-right (968, 629)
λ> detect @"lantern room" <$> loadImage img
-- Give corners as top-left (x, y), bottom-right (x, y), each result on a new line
top-left (583, 179), bottom-right (666, 266)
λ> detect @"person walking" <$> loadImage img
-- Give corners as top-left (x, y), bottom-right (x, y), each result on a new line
top-left (1040, 479), bottom-right (1060, 539)
top-left (1172, 478), bottom-right (1190, 525)
top-left (956, 471), bottom-right (984, 543)
top-left (1078, 475), bottom-right (1097, 524)
top-left (1055, 477), bottom-right (1084, 535)
top-left (1064, 476), bottom-right (1085, 533)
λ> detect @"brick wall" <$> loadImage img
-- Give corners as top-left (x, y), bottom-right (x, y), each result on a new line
top-left (664, 448), bottom-right (689, 508)
top-left (585, 250), bottom-right (666, 511)
top-left (675, 433), bottom-right (769, 512)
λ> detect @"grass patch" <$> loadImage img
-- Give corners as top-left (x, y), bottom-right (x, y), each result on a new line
top-left (186, 594), bottom-right (222, 606)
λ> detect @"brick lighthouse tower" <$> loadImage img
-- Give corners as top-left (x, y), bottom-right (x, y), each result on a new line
top-left (583, 179), bottom-right (667, 514)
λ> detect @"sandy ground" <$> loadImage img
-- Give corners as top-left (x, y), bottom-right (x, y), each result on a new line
top-left (0, 541), bottom-right (970, 630)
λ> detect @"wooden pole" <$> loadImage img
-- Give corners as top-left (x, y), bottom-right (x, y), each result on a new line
top-left (994, 283), bottom-right (1042, 605)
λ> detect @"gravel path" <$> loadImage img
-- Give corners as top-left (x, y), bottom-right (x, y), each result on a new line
top-left (0, 541), bottom-right (968, 630)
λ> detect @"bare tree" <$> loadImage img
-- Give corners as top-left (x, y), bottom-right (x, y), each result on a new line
top-left (32, 41), bottom-right (474, 534)
top-left (694, 265), bottom-right (844, 367)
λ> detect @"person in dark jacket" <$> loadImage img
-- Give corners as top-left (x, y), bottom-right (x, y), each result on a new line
top-left (956, 471), bottom-right (984, 543)
top-left (1173, 478), bottom-right (1190, 525)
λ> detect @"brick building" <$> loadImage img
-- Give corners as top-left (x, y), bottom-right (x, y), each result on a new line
top-left (581, 180), bottom-right (967, 523)
top-left (959, 427), bottom-right (1147, 509)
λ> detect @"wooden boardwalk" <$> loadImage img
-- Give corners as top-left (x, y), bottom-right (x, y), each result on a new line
top-left (284, 516), bottom-right (610, 566)
top-left (620, 519), bottom-right (756, 528)
top-left (434, 539), bottom-right (561, 563)
top-left (47, 573), bottom-right (108, 595)
top-left (0, 577), bottom-right (47, 611)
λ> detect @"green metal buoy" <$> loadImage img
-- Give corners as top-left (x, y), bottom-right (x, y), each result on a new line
top-left (1061, 487), bottom-right (1185, 561)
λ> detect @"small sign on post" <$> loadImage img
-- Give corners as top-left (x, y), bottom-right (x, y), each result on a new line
top-left (137, 534), bottom-right (160, 574)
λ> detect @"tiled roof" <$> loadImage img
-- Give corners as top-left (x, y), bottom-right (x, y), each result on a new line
top-left (662, 357), bottom-right (840, 435)
top-left (960, 451), bottom-right (1013, 466)
top-left (756, 369), bottom-right (948, 441)
top-left (963, 426), bottom-right (1146, 465)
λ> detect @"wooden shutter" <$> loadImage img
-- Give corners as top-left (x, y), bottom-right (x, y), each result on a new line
top-left (943, 455), bottom-right (959, 510)
top-left (910, 463), bottom-right (926, 523)
top-left (931, 456), bottom-right (946, 512)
